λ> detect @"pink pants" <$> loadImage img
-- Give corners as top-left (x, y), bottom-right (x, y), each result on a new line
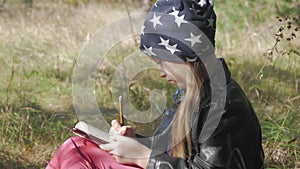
top-left (46, 136), bottom-right (141, 169)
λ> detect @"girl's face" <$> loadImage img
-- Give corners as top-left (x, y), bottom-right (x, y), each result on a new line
top-left (152, 58), bottom-right (190, 89)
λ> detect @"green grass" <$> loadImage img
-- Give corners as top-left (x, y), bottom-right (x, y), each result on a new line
top-left (0, 0), bottom-right (299, 168)
top-left (230, 58), bottom-right (300, 168)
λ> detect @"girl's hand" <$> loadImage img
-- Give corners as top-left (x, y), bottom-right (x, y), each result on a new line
top-left (100, 134), bottom-right (151, 168)
top-left (109, 119), bottom-right (136, 138)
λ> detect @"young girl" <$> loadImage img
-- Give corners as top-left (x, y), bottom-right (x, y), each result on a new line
top-left (46, 0), bottom-right (264, 168)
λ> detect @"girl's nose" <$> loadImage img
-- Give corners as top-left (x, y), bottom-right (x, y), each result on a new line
top-left (159, 70), bottom-right (167, 78)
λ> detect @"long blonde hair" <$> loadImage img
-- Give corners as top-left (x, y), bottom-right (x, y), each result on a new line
top-left (171, 60), bottom-right (209, 160)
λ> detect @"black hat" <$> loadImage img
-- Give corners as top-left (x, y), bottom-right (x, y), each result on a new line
top-left (140, 0), bottom-right (216, 62)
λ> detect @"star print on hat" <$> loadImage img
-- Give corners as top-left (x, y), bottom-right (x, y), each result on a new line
top-left (140, 0), bottom-right (216, 63)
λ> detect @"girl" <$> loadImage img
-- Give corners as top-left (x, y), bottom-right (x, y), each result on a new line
top-left (46, 0), bottom-right (265, 168)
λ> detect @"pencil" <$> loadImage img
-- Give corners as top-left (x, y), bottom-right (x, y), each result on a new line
top-left (119, 96), bottom-right (124, 126)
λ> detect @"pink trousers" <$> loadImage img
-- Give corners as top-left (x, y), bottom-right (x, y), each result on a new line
top-left (46, 136), bottom-right (141, 169)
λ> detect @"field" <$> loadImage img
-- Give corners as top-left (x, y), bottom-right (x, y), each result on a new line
top-left (0, 0), bottom-right (299, 168)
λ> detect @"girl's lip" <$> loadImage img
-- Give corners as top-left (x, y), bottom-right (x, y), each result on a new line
top-left (168, 80), bottom-right (176, 84)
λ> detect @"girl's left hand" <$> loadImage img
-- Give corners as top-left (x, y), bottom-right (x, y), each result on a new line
top-left (99, 134), bottom-right (151, 168)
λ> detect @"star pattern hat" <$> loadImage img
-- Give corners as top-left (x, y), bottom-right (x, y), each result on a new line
top-left (140, 0), bottom-right (216, 63)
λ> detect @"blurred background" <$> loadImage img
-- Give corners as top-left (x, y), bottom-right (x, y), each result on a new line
top-left (0, 0), bottom-right (299, 168)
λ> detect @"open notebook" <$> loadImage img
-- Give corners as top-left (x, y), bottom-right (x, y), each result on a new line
top-left (72, 121), bottom-right (110, 144)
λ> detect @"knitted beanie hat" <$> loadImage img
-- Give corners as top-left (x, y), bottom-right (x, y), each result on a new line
top-left (140, 0), bottom-right (216, 62)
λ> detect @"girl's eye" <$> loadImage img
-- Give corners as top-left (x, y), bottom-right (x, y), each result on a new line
top-left (153, 59), bottom-right (161, 65)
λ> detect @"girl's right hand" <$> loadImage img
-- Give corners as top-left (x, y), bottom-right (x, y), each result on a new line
top-left (109, 119), bottom-right (136, 138)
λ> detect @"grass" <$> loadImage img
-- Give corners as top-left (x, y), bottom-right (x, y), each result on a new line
top-left (0, 0), bottom-right (299, 168)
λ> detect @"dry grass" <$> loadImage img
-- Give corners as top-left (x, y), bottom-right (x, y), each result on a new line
top-left (0, 2), bottom-right (134, 168)
top-left (0, 1), bottom-right (299, 168)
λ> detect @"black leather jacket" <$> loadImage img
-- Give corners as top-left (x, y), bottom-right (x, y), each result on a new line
top-left (144, 59), bottom-right (264, 169)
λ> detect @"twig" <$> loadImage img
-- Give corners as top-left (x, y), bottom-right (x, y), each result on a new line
top-left (0, 0), bottom-right (7, 13)
top-left (125, 1), bottom-right (138, 47)
top-left (287, 137), bottom-right (298, 144)
top-left (6, 58), bottom-right (15, 108)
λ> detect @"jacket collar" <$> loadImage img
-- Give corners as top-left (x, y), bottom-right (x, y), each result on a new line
top-left (218, 58), bottom-right (231, 84)
top-left (173, 88), bottom-right (186, 105)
